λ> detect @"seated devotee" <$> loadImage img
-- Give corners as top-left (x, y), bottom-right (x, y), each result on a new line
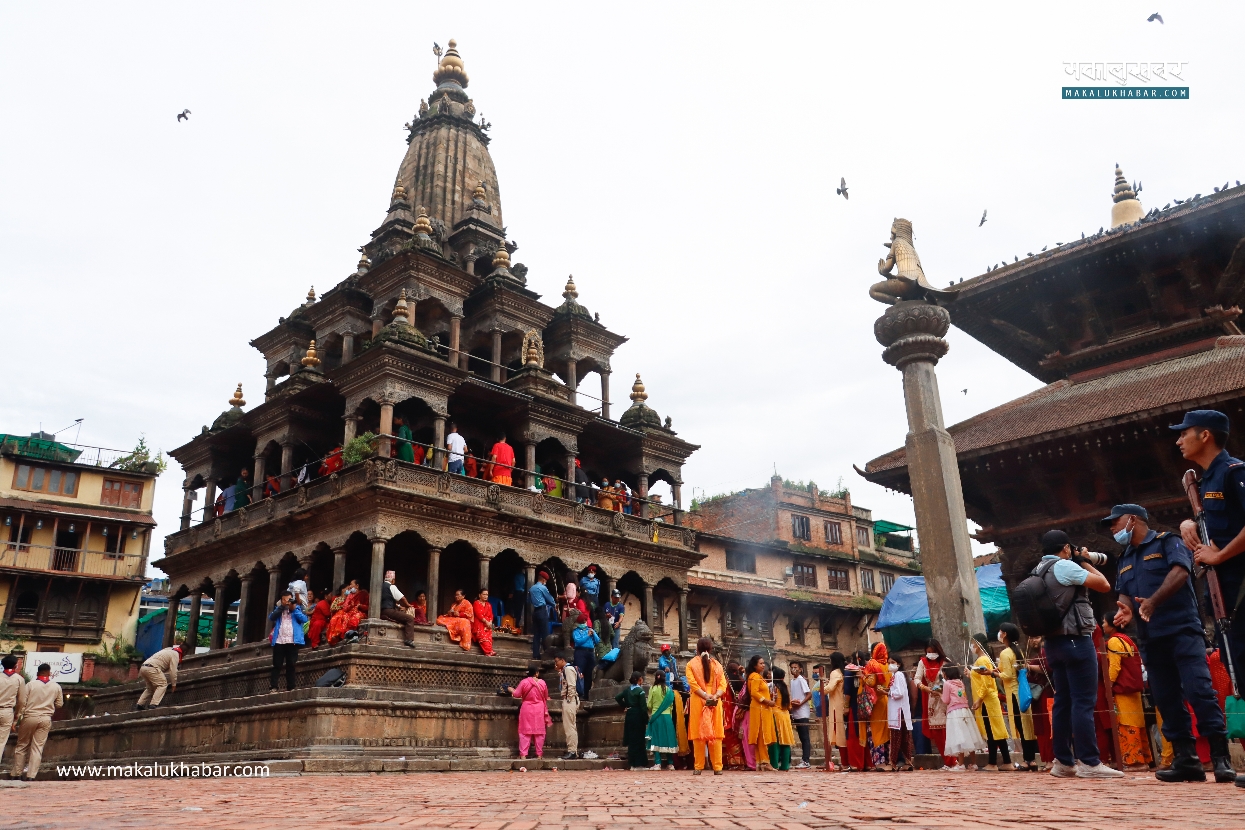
top-left (409, 590), bottom-right (428, 625)
top-left (473, 589), bottom-right (497, 656)
top-left (318, 446), bottom-right (343, 477)
top-left (437, 589), bottom-right (474, 651)
top-left (394, 415), bottom-right (416, 463)
top-left (306, 588), bottom-right (333, 648)
top-left (380, 570), bottom-right (417, 647)
top-left (263, 474), bottom-right (281, 498)
top-left (597, 479), bottom-right (615, 510)
top-left (488, 434), bottom-right (515, 485)
top-left (326, 581), bottom-right (368, 645)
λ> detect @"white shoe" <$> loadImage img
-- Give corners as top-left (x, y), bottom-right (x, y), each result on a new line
top-left (1049, 760), bottom-right (1077, 778)
top-left (650, 765), bottom-right (662, 770)
top-left (794, 762), bottom-right (810, 770)
top-left (1075, 762), bottom-right (1124, 779)
top-left (943, 765), bottom-right (964, 772)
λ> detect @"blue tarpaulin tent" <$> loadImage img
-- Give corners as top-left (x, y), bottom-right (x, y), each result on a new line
top-left (875, 563), bottom-right (1011, 652)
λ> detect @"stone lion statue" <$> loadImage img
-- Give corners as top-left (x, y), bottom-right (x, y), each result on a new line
top-left (594, 619), bottom-right (655, 685)
top-left (869, 218), bottom-right (957, 306)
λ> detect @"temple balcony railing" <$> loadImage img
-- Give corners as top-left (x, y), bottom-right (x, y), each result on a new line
top-left (0, 542), bottom-right (146, 580)
top-left (164, 458), bottom-right (698, 556)
top-left (687, 566), bottom-right (785, 590)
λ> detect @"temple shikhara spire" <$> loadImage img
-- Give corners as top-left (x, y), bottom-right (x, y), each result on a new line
top-left (1111, 163), bottom-right (1145, 228)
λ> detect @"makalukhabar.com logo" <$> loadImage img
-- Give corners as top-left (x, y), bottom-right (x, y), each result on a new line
top-left (1062, 62), bottom-right (1188, 99)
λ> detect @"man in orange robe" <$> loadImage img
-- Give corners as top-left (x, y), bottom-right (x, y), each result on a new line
top-left (436, 589), bottom-right (474, 651)
top-left (488, 435), bottom-right (515, 486)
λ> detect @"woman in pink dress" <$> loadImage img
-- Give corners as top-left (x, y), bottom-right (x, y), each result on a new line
top-left (506, 663), bottom-right (552, 759)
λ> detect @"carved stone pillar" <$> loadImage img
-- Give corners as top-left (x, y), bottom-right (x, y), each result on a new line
top-left (448, 315), bottom-right (461, 368)
top-left (372, 316), bottom-right (383, 338)
top-left (427, 547), bottom-right (442, 620)
top-left (525, 442), bottom-right (537, 489)
top-left (252, 455), bottom-right (266, 495)
top-left (343, 415), bottom-right (359, 446)
top-left (236, 574), bottom-right (254, 644)
top-left (368, 537), bottom-right (387, 621)
top-left (672, 483), bottom-right (683, 526)
top-left (525, 563), bottom-right (537, 632)
top-left (180, 488), bottom-right (194, 531)
top-left (637, 473), bottom-right (649, 520)
top-left (643, 582), bottom-right (655, 630)
top-left (279, 442), bottom-right (295, 491)
top-left (565, 359), bottom-right (577, 404)
top-left (163, 592), bottom-right (182, 648)
top-left (478, 553), bottom-right (490, 592)
top-left (264, 564), bottom-right (281, 638)
top-left (600, 370), bottom-right (611, 419)
top-left (678, 588), bottom-right (689, 653)
top-left (342, 332), bottom-right (355, 364)
top-left (332, 546), bottom-right (347, 592)
top-left (433, 415), bottom-right (447, 470)
top-left (266, 372), bottom-right (277, 392)
top-left (378, 402), bottom-right (394, 458)
top-left (201, 481), bottom-right (217, 524)
top-left (210, 584), bottom-right (228, 650)
top-left (185, 592), bottom-right (202, 649)
top-left (490, 330), bottom-right (503, 382)
top-left (566, 453), bottom-right (578, 500)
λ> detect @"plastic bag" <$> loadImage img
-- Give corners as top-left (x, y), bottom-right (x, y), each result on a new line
top-left (1227, 695), bottom-right (1245, 740)
top-left (1017, 668), bottom-right (1033, 712)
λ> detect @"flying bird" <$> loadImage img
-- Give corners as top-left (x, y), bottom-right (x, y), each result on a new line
top-left (1147, 13), bottom-right (1163, 24)
top-left (433, 42), bottom-right (442, 57)
top-left (979, 209), bottom-right (987, 227)
top-left (176, 109), bottom-right (190, 122)
top-left (836, 177), bottom-right (849, 200)
top-left (961, 389), bottom-right (968, 395)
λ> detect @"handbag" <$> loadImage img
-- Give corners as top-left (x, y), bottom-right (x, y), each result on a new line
top-left (858, 684), bottom-right (876, 717)
top-left (1017, 667), bottom-right (1033, 712)
top-left (1227, 695), bottom-right (1245, 740)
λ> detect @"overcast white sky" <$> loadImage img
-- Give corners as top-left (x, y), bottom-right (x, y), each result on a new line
top-left (3, 3), bottom-right (1242, 572)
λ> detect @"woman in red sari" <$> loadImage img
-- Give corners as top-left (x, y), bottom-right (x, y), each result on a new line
top-left (326, 581), bottom-right (367, 645)
top-left (437, 589), bottom-right (474, 650)
top-left (410, 590), bottom-right (428, 625)
top-left (915, 638), bottom-right (952, 765)
top-left (306, 588), bottom-right (333, 649)
top-left (472, 589), bottom-right (497, 656)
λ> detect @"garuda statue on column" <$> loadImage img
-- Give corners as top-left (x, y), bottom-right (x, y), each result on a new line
top-left (870, 218), bottom-right (957, 305)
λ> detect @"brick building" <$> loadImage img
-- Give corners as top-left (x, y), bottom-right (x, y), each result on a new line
top-left (682, 476), bottom-right (920, 667)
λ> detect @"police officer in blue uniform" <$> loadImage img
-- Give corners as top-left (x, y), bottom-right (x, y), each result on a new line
top-left (1108, 503), bottom-right (1233, 782)
top-left (1171, 409), bottom-right (1245, 787)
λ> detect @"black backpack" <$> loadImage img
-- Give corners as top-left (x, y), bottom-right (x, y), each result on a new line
top-left (1011, 559), bottom-right (1073, 636)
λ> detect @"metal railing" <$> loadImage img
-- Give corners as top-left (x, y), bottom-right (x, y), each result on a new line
top-left (0, 438), bottom-right (137, 469)
top-left (0, 542), bottom-right (145, 578)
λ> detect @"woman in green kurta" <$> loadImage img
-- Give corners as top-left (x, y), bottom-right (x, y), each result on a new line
top-left (615, 671), bottom-right (650, 769)
top-left (646, 668), bottom-right (679, 769)
top-left (394, 416), bottom-right (416, 463)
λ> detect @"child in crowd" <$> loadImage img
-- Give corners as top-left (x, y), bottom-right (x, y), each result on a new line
top-left (769, 667), bottom-right (794, 771)
top-left (940, 665), bottom-right (986, 771)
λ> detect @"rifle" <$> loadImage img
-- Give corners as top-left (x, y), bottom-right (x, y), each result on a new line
top-left (1183, 469), bottom-right (1239, 696)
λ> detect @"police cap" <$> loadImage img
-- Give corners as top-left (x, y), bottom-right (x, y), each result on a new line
top-left (1100, 503), bottom-right (1149, 524)
top-left (1169, 409), bottom-right (1230, 434)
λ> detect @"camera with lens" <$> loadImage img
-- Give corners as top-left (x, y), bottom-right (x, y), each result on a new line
top-left (1073, 548), bottom-right (1109, 567)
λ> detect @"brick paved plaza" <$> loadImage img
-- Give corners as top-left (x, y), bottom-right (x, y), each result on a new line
top-left (1, 769), bottom-right (1241, 830)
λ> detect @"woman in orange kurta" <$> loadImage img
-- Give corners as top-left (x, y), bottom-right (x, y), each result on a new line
top-left (472, 589), bottom-right (496, 656)
top-left (745, 655), bottom-right (777, 772)
top-left (862, 642), bottom-right (893, 768)
top-left (437, 590), bottom-right (474, 651)
top-left (686, 637), bottom-right (728, 774)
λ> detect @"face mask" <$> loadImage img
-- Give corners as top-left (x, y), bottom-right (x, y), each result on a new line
top-left (888, 663), bottom-right (898, 672)
top-left (926, 652), bottom-right (939, 661)
top-left (1113, 520), bottom-right (1133, 546)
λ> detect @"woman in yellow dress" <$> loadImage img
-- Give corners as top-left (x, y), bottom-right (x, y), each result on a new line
top-left (745, 655), bottom-right (777, 772)
top-left (998, 622), bottom-right (1039, 770)
top-left (771, 667), bottom-right (795, 770)
top-left (1102, 617), bottom-right (1153, 770)
top-left (970, 633), bottom-right (1012, 770)
top-left (686, 637), bottom-right (727, 774)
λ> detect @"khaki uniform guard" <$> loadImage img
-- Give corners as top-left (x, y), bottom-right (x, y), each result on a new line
top-left (0, 658), bottom-right (27, 764)
top-left (137, 645), bottom-right (183, 709)
top-left (555, 656), bottom-right (579, 759)
top-left (12, 668), bottom-right (62, 780)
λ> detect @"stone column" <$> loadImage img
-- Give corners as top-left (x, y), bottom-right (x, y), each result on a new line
top-left (490, 330), bottom-right (503, 382)
top-left (600, 370), bottom-right (611, 419)
top-left (426, 547), bottom-right (442, 620)
top-left (264, 564), bottom-right (281, 638)
top-left (678, 588), bottom-right (689, 653)
top-left (565, 359), bottom-right (577, 403)
top-left (378, 402), bottom-right (394, 458)
top-left (672, 482), bottom-right (683, 526)
top-left (525, 563), bottom-right (537, 632)
top-left (342, 332), bottom-right (355, 364)
top-left (236, 574), bottom-right (254, 644)
top-left (566, 452), bottom-right (578, 500)
top-left (643, 582), bottom-right (655, 630)
top-left (448, 315), bottom-right (461, 368)
top-left (210, 584), bottom-right (228, 650)
top-left (368, 537), bottom-right (387, 622)
top-left (180, 488), bottom-right (194, 531)
top-left (372, 316), bottom-right (383, 338)
top-left (201, 481), bottom-right (217, 524)
top-left (637, 473), bottom-right (649, 520)
top-left (253, 455), bottom-right (266, 495)
top-left (162, 593), bottom-right (181, 648)
top-left (343, 415), bottom-right (359, 446)
top-left (266, 371), bottom-right (277, 392)
top-left (525, 442), bottom-right (537, 489)
top-left (332, 546), bottom-right (347, 592)
top-left (874, 298), bottom-right (984, 663)
top-left (478, 553), bottom-right (491, 592)
top-left (280, 442), bottom-right (295, 491)
top-left (433, 415), bottom-right (447, 470)
top-left (185, 592), bottom-right (202, 649)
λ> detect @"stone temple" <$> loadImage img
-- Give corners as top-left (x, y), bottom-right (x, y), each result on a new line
top-left (43, 40), bottom-right (705, 768)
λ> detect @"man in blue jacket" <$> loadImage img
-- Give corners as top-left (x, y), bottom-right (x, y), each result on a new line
top-left (269, 590), bottom-right (308, 692)
top-left (528, 570), bottom-right (556, 659)
top-left (571, 612), bottom-right (601, 699)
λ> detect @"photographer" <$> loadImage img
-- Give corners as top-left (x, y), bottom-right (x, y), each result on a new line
top-left (1108, 503), bottom-right (1232, 783)
top-left (269, 590), bottom-right (308, 692)
top-left (1034, 530), bottom-right (1122, 779)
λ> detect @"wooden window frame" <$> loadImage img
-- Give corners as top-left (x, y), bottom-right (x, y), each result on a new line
top-left (856, 525), bottom-right (872, 548)
top-left (824, 521), bottom-right (842, 545)
top-left (791, 514), bottom-right (811, 541)
top-left (725, 549), bottom-right (757, 574)
top-left (880, 572), bottom-right (895, 593)
top-left (827, 566), bottom-right (850, 592)
top-left (860, 568), bottom-right (876, 593)
top-left (12, 464), bottom-right (77, 497)
top-left (792, 562), bottom-right (817, 588)
top-left (102, 478), bottom-right (144, 509)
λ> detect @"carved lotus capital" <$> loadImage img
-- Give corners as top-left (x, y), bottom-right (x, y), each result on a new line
top-left (875, 301), bottom-right (951, 369)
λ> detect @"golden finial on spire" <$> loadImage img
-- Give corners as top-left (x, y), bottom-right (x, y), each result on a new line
top-left (229, 384), bottom-right (246, 408)
top-left (356, 252), bottom-right (371, 275)
top-left (1112, 164), bottom-right (1136, 203)
top-left (563, 275), bottom-right (579, 300)
top-left (413, 206), bottom-right (434, 237)
top-left (491, 242), bottom-right (511, 270)
top-left (391, 288), bottom-right (411, 326)
top-left (1110, 163), bottom-right (1144, 228)
top-left (301, 340), bottom-right (322, 369)
top-left (391, 183), bottom-right (407, 204)
top-left (630, 373), bottom-right (648, 404)
top-left (306, 286), bottom-right (316, 306)
top-left (432, 38), bottom-right (469, 88)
